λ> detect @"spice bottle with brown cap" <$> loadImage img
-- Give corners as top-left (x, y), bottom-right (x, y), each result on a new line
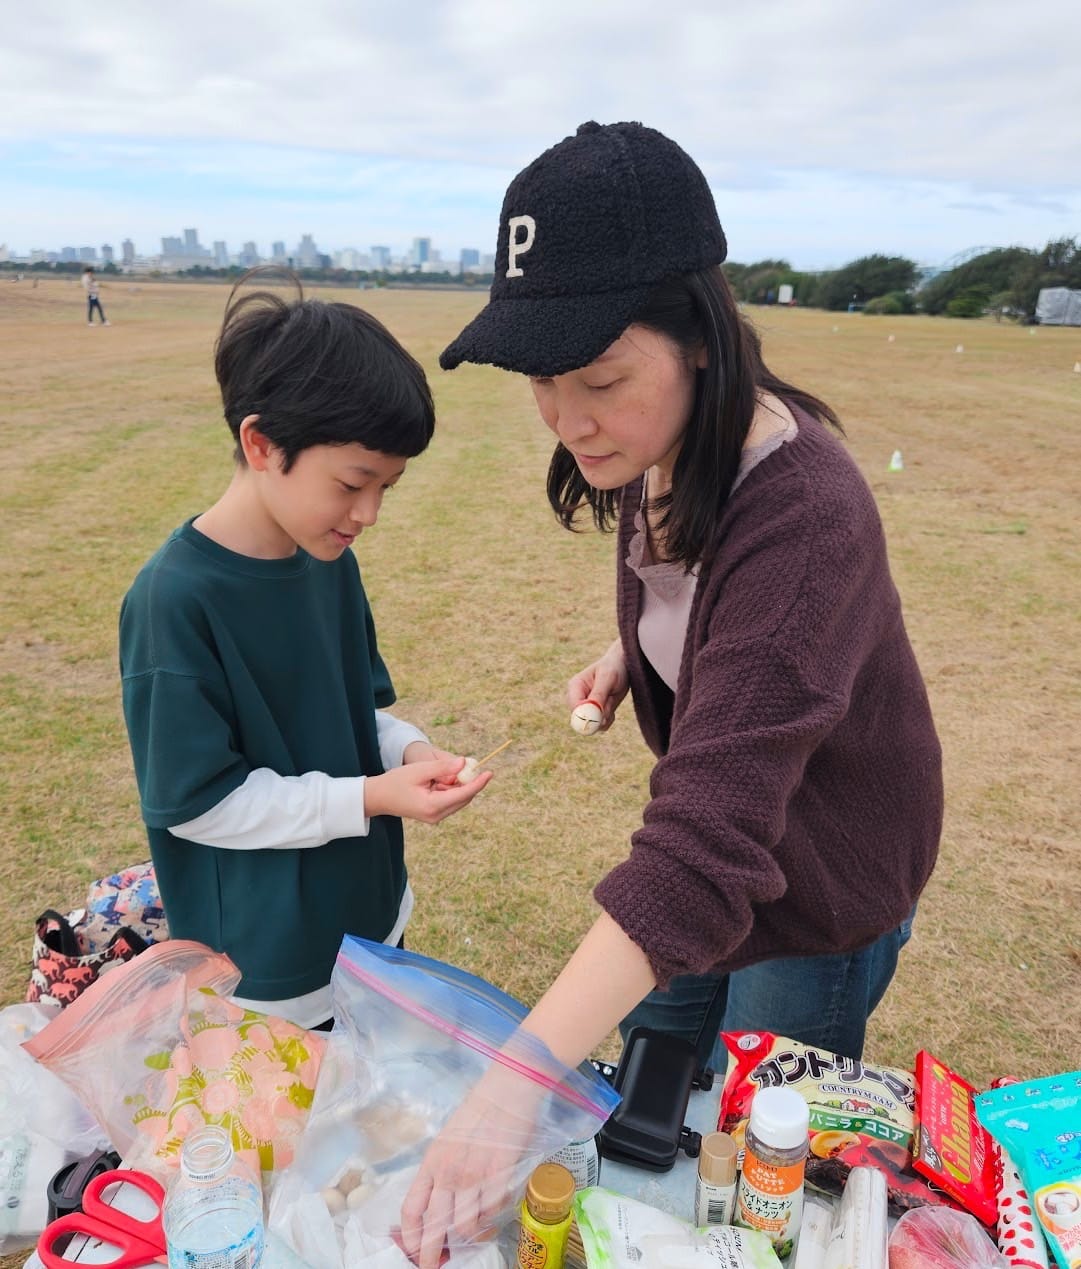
top-left (694, 1131), bottom-right (738, 1225)
top-left (516, 1162), bottom-right (575, 1269)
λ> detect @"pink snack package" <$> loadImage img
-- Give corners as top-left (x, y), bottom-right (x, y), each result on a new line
top-left (888, 1205), bottom-right (1010, 1267)
top-left (23, 939), bottom-right (325, 1185)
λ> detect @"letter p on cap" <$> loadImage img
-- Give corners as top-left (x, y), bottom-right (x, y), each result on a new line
top-left (506, 214), bottom-right (536, 278)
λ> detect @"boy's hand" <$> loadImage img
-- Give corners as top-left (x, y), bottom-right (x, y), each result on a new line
top-left (365, 757), bottom-right (492, 824)
top-left (402, 741), bottom-right (457, 766)
top-left (403, 742), bottom-right (473, 790)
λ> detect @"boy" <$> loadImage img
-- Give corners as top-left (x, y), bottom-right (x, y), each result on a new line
top-left (119, 276), bottom-right (490, 1027)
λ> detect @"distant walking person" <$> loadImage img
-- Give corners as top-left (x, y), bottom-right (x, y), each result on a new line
top-left (82, 267), bottom-right (110, 325)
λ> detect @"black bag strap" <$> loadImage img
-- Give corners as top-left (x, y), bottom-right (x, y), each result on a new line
top-left (35, 909), bottom-right (82, 958)
top-left (107, 925), bottom-right (150, 955)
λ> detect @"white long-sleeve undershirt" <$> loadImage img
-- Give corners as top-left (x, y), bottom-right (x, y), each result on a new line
top-left (168, 710), bottom-right (428, 850)
top-left (166, 709), bottom-right (428, 1027)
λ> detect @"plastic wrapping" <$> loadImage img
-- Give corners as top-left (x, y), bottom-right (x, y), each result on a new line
top-left (23, 940), bottom-right (325, 1188)
top-left (888, 1205), bottom-right (1009, 1268)
top-left (574, 1187), bottom-right (783, 1269)
top-left (269, 936), bottom-right (620, 1269)
top-left (0, 1001), bottom-right (111, 1254)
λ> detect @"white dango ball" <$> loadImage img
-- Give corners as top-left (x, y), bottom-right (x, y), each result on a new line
top-left (570, 699), bottom-right (605, 736)
top-left (321, 1186), bottom-right (347, 1215)
top-left (455, 757), bottom-right (480, 785)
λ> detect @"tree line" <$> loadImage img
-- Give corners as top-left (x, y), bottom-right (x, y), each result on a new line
top-left (722, 237), bottom-right (1081, 319)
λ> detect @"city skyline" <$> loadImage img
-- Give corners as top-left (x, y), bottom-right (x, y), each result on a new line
top-left (7, 226), bottom-right (493, 274)
top-left (2, 1), bottom-right (1079, 274)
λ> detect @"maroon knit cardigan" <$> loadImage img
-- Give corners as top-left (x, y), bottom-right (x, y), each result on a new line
top-left (594, 410), bottom-right (942, 988)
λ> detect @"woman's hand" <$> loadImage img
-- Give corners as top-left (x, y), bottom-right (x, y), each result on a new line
top-left (399, 914), bottom-right (656, 1269)
top-left (364, 757), bottom-right (492, 823)
top-left (400, 1065), bottom-right (543, 1269)
top-left (567, 637), bottom-right (629, 729)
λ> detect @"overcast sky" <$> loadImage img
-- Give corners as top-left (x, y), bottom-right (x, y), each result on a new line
top-left (3, 0), bottom-right (1079, 270)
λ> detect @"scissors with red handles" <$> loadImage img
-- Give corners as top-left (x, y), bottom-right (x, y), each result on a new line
top-left (37, 1168), bottom-right (168, 1268)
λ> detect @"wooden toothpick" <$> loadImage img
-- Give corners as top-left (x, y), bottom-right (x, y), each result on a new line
top-left (475, 738), bottom-right (513, 767)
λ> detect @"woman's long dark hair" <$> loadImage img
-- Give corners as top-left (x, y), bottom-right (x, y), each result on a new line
top-left (546, 267), bottom-right (840, 570)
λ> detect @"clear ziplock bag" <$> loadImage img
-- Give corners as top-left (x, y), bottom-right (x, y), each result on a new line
top-left (268, 935), bottom-right (620, 1269)
top-left (23, 939), bottom-right (326, 1190)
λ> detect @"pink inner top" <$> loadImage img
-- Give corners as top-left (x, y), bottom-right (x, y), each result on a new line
top-left (628, 419), bottom-right (798, 690)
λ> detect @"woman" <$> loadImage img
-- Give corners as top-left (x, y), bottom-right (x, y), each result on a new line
top-left (401, 120), bottom-right (942, 1267)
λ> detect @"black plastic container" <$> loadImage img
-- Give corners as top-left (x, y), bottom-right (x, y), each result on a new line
top-left (597, 1027), bottom-right (714, 1171)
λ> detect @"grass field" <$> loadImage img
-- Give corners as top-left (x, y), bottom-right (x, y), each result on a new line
top-left (2, 274), bottom-right (1078, 1135)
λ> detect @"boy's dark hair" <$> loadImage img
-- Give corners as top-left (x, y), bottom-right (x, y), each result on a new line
top-left (215, 267), bottom-right (435, 469)
top-left (546, 266), bottom-right (842, 570)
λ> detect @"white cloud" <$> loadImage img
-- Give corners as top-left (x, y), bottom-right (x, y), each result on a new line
top-left (2, 0), bottom-right (1079, 262)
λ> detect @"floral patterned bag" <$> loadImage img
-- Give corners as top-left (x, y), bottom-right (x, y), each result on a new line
top-left (22, 940), bottom-right (325, 1190)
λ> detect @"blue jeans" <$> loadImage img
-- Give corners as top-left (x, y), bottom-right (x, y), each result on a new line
top-left (620, 913), bottom-right (915, 1070)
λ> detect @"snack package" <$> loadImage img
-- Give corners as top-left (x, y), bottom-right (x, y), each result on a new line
top-left (996, 1145), bottom-right (1052, 1268)
top-left (888, 1205), bottom-right (1009, 1267)
top-left (717, 1031), bottom-right (956, 1215)
top-left (23, 940), bottom-right (325, 1187)
top-left (913, 1050), bottom-right (997, 1225)
top-left (574, 1187), bottom-right (783, 1269)
top-left (975, 1071), bottom-right (1081, 1269)
top-left (989, 1075), bottom-right (1051, 1269)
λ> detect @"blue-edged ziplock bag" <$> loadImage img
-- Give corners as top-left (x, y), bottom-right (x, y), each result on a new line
top-left (268, 936), bottom-right (620, 1269)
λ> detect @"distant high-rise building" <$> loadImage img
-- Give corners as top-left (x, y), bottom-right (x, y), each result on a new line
top-left (183, 228), bottom-right (199, 254)
top-left (411, 237), bottom-right (431, 266)
top-left (335, 248), bottom-right (365, 270)
top-left (122, 239), bottom-right (135, 265)
top-left (30, 249), bottom-right (47, 264)
top-left (213, 241), bottom-right (229, 268)
top-left (60, 247), bottom-right (78, 262)
top-left (271, 241), bottom-right (287, 262)
top-left (295, 234), bottom-right (319, 269)
top-left (460, 248), bottom-right (480, 270)
top-left (79, 246), bottom-right (97, 262)
top-left (370, 246), bottom-right (391, 269)
top-left (240, 242), bottom-right (260, 268)
top-left (162, 236), bottom-right (183, 257)
top-left (101, 244), bottom-right (114, 264)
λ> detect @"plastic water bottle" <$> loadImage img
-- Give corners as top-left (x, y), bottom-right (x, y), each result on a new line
top-left (164, 1125), bottom-right (265, 1269)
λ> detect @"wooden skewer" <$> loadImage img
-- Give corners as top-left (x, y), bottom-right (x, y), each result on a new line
top-left (475, 738), bottom-right (513, 767)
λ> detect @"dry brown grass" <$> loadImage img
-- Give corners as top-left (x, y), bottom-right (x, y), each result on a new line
top-left (2, 280), bottom-right (1078, 1153)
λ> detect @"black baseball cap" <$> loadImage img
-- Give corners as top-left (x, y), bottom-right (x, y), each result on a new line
top-left (440, 121), bottom-right (727, 378)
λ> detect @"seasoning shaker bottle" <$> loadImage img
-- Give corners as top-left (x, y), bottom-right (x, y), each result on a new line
top-left (694, 1131), bottom-right (738, 1225)
top-left (734, 1085), bottom-right (808, 1258)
